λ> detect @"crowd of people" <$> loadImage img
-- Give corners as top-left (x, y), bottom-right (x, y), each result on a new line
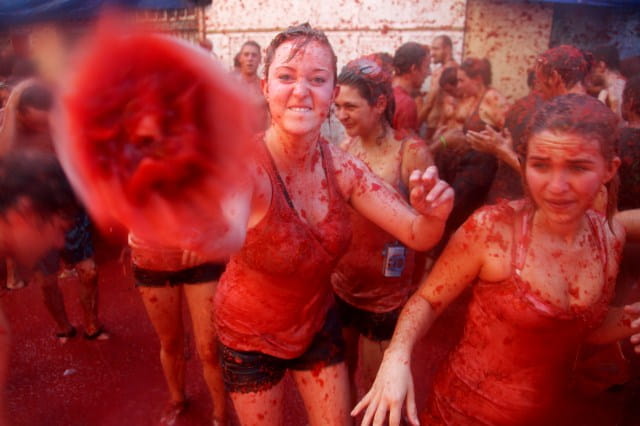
top-left (0, 17), bottom-right (639, 426)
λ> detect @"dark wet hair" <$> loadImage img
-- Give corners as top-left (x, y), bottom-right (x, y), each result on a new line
top-left (434, 35), bottom-right (453, 49)
top-left (393, 42), bottom-right (429, 76)
top-left (536, 45), bottom-right (593, 90)
top-left (371, 52), bottom-right (394, 75)
top-left (521, 94), bottom-right (620, 221)
top-left (264, 23), bottom-right (337, 83)
top-left (591, 44), bottom-right (621, 71)
top-left (460, 57), bottom-right (491, 86)
top-left (17, 83), bottom-right (53, 113)
top-left (623, 75), bottom-right (640, 117)
top-left (338, 56), bottom-right (395, 126)
top-left (527, 68), bottom-right (536, 90)
top-left (0, 152), bottom-right (77, 219)
top-left (439, 66), bottom-right (458, 89)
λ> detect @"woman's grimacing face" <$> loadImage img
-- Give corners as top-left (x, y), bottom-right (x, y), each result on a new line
top-left (262, 40), bottom-right (336, 137)
top-left (525, 130), bottom-right (619, 225)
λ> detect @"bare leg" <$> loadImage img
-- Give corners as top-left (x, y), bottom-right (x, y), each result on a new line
top-left (359, 336), bottom-right (390, 391)
top-left (0, 308), bottom-right (10, 426)
top-left (230, 380), bottom-right (285, 426)
top-left (139, 285), bottom-right (186, 407)
top-left (75, 258), bottom-right (104, 336)
top-left (39, 272), bottom-right (73, 334)
top-left (292, 362), bottom-right (352, 426)
top-left (184, 282), bottom-right (227, 424)
top-left (341, 326), bottom-right (360, 402)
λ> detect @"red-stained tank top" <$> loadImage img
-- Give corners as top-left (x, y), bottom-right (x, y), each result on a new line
top-left (214, 138), bottom-right (351, 359)
top-left (424, 203), bottom-right (614, 425)
top-left (331, 138), bottom-right (416, 313)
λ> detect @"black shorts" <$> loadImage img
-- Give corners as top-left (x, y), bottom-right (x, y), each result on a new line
top-left (133, 262), bottom-right (225, 287)
top-left (335, 295), bottom-right (401, 342)
top-left (36, 211), bottom-right (95, 276)
top-left (61, 211), bottom-right (94, 265)
top-left (219, 307), bottom-right (345, 393)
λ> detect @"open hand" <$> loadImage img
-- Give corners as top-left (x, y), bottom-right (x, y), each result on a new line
top-left (352, 350), bottom-right (419, 426)
top-left (409, 166), bottom-right (454, 222)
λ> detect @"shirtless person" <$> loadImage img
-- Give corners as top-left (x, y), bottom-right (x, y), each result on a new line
top-left (235, 40), bottom-right (269, 132)
top-left (392, 42), bottom-right (430, 133)
top-left (419, 35), bottom-right (458, 139)
top-left (591, 44), bottom-right (627, 119)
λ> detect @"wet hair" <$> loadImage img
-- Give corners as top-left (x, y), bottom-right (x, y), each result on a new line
top-left (536, 45), bottom-right (593, 90)
top-left (264, 23), bottom-right (337, 83)
top-left (460, 57), bottom-right (492, 86)
top-left (393, 42), bottom-right (429, 76)
top-left (527, 68), bottom-right (536, 90)
top-left (591, 44), bottom-right (621, 71)
top-left (0, 152), bottom-right (77, 220)
top-left (17, 83), bottom-right (53, 113)
top-left (434, 35), bottom-right (453, 50)
top-left (338, 56), bottom-right (395, 127)
top-left (520, 94), bottom-right (620, 221)
top-left (371, 52), bottom-right (394, 75)
top-left (623, 75), bottom-right (640, 117)
top-left (439, 66), bottom-right (458, 89)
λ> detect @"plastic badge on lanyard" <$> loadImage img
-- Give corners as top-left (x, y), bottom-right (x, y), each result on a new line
top-left (382, 241), bottom-right (406, 278)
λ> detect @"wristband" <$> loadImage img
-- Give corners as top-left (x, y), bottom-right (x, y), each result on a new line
top-left (439, 135), bottom-right (448, 149)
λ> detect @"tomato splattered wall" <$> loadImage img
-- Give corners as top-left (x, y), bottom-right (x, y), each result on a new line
top-left (463, 0), bottom-right (554, 103)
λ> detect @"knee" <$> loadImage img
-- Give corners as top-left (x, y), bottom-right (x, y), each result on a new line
top-left (159, 334), bottom-right (184, 357)
top-left (196, 340), bottom-right (218, 365)
top-left (76, 261), bottom-right (98, 283)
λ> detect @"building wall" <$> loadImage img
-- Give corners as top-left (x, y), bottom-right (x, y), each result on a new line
top-left (463, 0), bottom-right (553, 103)
top-left (550, 3), bottom-right (640, 59)
top-left (205, 0), bottom-right (468, 72)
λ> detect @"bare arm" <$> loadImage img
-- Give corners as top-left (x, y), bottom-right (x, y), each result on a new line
top-left (353, 210), bottom-right (489, 426)
top-left (466, 127), bottom-right (521, 172)
top-left (332, 144), bottom-right (453, 251)
top-left (401, 137), bottom-right (434, 187)
top-left (615, 209), bottom-right (640, 242)
top-left (585, 220), bottom-right (640, 348)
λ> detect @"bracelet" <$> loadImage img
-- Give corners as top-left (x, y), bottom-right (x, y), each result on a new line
top-left (439, 135), bottom-right (448, 149)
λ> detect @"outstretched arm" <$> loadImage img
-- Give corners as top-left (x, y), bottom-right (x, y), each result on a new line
top-left (352, 209), bottom-right (489, 425)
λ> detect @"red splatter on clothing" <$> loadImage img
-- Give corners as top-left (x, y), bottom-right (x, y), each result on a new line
top-left (392, 86), bottom-right (419, 132)
top-left (215, 138), bottom-right (351, 358)
top-left (422, 204), bottom-right (614, 425)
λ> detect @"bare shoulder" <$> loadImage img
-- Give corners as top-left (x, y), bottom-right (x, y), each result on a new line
top-left (327, 142), bottom-right (368, 200)
top-left (485, 88), bottom-right (506, 105)
top-left (453, 200), bottom-right (523, 280)
top-left (459, 201), bottom-right (519, 241)
top-left (338, 136), bottom-right (353, 152)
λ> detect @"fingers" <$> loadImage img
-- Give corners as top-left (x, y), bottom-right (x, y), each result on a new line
top-left (625, 303), bottom-right (640, 329)
top-left (359, 391), bottom-right (380, 426)
top-left (425, 180), bottom-right (451, 205)
top-left (405, 380), bottom-right (420, 426)
top-left (372, 399), bottom-right (390, 426)
top-left (387, 401), bottom-right (402, 426)
top-left (351, 391), bottom-right (372, 418)
top-left (409, 166), bottom-right (438, 192)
